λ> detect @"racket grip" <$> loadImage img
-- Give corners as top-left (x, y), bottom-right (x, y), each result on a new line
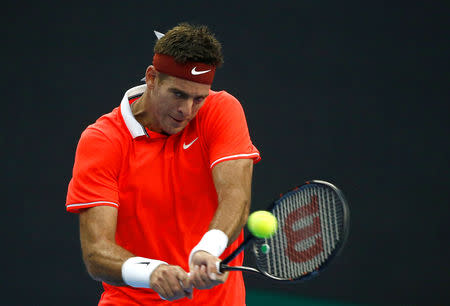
top-left (216, 261), bottom-right (223, 274)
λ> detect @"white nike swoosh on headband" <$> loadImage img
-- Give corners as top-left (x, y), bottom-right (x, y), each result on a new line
top-left (191, 67), bottom-right (211, 75)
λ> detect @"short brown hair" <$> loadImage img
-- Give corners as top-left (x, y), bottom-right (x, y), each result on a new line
top-left (154, 23), bottom-right (224, 67)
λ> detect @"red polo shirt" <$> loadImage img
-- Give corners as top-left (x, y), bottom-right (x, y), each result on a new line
top-left (66, 85), bottom-right (260, 305)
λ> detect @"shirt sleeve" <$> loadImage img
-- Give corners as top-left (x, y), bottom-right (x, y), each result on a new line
top-left (66, 127), bottom-right (121, 213)
top-left (201, 91), bottom-right (261, 168)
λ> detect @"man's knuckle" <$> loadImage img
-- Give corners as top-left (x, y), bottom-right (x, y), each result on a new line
top-left (161, 269), bottom-right (171, 277)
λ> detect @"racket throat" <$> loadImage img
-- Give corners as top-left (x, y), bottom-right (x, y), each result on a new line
top-left (222, 265), bottom-right (259, 274)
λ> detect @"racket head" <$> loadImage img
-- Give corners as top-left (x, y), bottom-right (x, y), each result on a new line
top-left (251, 180), bottom-right (350, 282)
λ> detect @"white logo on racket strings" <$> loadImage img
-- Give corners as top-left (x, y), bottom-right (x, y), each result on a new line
top-left (191, 67), bottom-right (211, 75)
top-left (183, 137), bottom-right (198, 149)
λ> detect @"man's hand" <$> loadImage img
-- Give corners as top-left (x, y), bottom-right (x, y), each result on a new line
top-left (150, 264), bottom-right (193, 301)
top-left (189, 251), bottom-right (229, 289)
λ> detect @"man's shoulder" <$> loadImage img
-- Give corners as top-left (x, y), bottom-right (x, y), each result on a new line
top-left (81, 107), bottom-right (128, 146)
top-left (207, 89), bottom-right (238, 102)
top-left (202, 90), bottom-right (241, 113)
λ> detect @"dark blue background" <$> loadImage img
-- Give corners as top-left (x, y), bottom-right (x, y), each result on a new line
top-left (3, 1), bottom-right (449, 305)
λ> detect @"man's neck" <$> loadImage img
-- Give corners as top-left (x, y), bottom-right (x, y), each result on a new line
top-left (131, 94), bottom-right (152, 128)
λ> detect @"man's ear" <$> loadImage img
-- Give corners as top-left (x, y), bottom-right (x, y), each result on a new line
top-left (145, 65), bottom-right (157, 88)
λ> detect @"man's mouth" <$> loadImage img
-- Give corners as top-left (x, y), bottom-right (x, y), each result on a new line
top-left (170, 116), bottom-right (184, 123)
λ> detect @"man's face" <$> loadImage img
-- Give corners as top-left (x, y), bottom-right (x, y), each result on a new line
top-left (148, 73), bottom-right (210, 135)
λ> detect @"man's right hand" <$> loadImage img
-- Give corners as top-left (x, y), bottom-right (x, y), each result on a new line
top-left (150, 265), bottom-right (193, 301)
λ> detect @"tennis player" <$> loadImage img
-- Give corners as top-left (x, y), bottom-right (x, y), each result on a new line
top-left (66, 23), bottom-right (260, 305)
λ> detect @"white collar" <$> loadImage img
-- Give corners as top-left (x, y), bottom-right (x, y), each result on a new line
top-left (120, 84), bottom-right (148, 138)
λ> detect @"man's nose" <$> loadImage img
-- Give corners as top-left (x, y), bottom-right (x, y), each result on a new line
top-left (177, 98), bottom-right (194, 117)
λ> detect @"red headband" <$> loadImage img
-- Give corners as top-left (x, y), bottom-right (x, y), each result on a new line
top-left (153, 53), bottom-right (216, 85)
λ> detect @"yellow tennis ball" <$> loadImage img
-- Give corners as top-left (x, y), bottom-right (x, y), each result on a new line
top-left (247, 210), bottom-right (278, 238)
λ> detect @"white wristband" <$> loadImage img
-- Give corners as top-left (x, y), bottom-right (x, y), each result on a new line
top-left (189, 229), bottom-right (229, 265)
top-left (121, 257), bottom-right (167, 288)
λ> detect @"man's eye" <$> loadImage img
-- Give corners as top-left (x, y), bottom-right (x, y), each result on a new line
top-left (194, 98), bottom-right (204, 104)
top-left (174, 92), bottom-right (183, 98)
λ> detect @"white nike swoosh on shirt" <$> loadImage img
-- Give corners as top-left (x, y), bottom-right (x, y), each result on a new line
top-left (183, 137), bottom-right (199, 149)
top-left (191, 67), bottom-right (211, 75)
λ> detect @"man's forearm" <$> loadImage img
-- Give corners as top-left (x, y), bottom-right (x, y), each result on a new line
top-left (79, 206), bottom-right (135, 286)
top-left (209, 187), bottom-right (250, 244)
top-left (210, 159), bottom-right (253, 244)
top-left (81, 238), bottom-right (135, 286)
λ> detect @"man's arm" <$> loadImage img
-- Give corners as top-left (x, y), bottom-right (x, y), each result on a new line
top-left (79, 206), bottom-right (193, 300)
top-left (189, 158), bottom-right (253, 289)
top-left (210, 158), bottom-right (253, 242)
top-left (79, 206), bottom-right (133, 285)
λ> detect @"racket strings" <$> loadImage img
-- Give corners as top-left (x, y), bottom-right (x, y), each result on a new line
top-left (253, 184), bottom-right (345, 280)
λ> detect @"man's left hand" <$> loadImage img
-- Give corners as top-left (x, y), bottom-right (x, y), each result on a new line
top-left (189, 251), bottom-right (229, 289)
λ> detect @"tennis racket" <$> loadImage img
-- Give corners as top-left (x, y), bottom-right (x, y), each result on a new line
top-left (218, 180), bottom-right (350, 282)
